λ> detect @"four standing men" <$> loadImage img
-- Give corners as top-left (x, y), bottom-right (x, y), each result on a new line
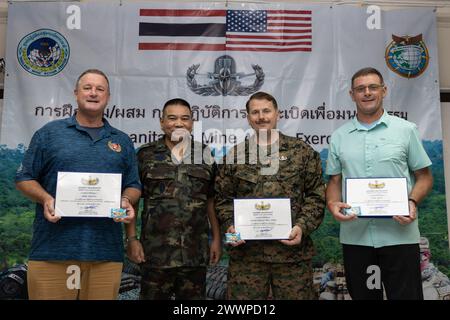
top-left (15, 67), bottom-right (434, 300)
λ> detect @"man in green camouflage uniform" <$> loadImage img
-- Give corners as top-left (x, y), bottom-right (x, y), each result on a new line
top-left (126, 98), bottom-right (221, 300)
top-left (215, 92), bottom-right (325, 299)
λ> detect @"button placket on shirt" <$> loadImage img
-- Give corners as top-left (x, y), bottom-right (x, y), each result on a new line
top-left (364, 131), bottom-right (373, 177)
top-left (363, 130), bottom-right (378, 244)
top-left (176, 164), bottom-right (188, 264)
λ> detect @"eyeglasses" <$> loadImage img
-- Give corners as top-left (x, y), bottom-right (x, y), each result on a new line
top-left (352, 84), bottom-right (385, 94)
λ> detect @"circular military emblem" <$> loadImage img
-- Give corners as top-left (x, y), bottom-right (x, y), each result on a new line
top-left (17, 29), bottom-right (70, 77)
top-left (385, 34), bottom-right (429, 78)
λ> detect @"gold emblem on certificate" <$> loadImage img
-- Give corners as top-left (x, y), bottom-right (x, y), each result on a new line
top-left (255, 201), bottom-right (271, 210)
top-left (81, 176), bottom-right (99, 186)
top-left (55, 172), bottom-right (122, 218)
top-left (233, 198), bottom-right (292, 240)
top-left (345, 177), bottom-right (409, 217)
top-left (368, 180), bottom-right (386, 189)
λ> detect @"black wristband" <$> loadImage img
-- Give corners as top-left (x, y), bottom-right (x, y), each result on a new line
top-left (408, 198), bottom-right (418, 206)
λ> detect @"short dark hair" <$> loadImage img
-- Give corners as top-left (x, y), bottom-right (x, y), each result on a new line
top-left (162, 98), bottom-right (192, 118)
top-left (75, 69), bottom-right (110, 93)
top-left (351, 67), bottom-right (384, 88)
top-left (245, 91), bottom-right (278, 113)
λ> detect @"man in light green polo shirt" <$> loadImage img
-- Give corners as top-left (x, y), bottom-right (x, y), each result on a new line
top-left (326, 67), bottom-right (433, 300)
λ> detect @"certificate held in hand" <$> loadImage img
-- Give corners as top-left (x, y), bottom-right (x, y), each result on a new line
top-left (55, 172), bottom-right (122, 218)
top-left (233, 198), bottom-right (292, 240)
top-left (345, 177), bottom-right (409, 217)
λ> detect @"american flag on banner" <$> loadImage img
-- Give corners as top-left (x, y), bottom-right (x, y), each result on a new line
top-left (138, 9), bottom-right (312, 52)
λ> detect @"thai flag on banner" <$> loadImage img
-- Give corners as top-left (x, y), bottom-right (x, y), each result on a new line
top-left (138, 9), bottom-right (312, 52)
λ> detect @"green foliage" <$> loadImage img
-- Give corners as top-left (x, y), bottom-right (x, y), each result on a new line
top-left (0, 211), bottom-right (33, 268)
top-left (423, 140), bottom-right (446, 194)
top-left (0, 145), bottom-right (34, 213)
top-left (0, 145), bottom-right (34, 268)
top-left (419, 193), bottom-right (450, 276)
top-left (311, 210), bottom-right (342, 267)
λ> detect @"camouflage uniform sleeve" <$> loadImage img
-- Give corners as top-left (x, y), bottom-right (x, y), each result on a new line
top-left (136, 144), bottom-right (153, 191)
top-left (295, 147), bottom-right (325, 238)
top-left (136, 147), bottom-right (145, 183)
top-left (215, 163), bottom-right (235, 234)
top-left (207, 161), bottom-right (217, 198)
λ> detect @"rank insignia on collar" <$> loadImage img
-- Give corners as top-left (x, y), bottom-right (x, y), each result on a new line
top-left (108, 141), bottom-right (122, 153)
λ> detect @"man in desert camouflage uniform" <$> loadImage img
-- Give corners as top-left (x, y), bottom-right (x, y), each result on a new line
top-left (126, 98), bottom-right (221, 300)
top-left (215, 92), bottom-right (325, 299)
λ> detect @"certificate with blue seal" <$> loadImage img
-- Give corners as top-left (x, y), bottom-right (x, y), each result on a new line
top-left (55, 172), bottom-right (122, 217)
top-left (233, 198), bottom-right (292, 240)
top-left (345, 177), bottom-right (409, 217)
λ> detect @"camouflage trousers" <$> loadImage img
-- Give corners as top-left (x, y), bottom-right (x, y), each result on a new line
top-left (227, 259), bottom-right (316, 300)
top-left (140, 265), bottom-right (206, 300)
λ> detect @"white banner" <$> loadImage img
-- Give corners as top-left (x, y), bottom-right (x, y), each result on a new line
top-left (1, 1), bottom-right (441, 153)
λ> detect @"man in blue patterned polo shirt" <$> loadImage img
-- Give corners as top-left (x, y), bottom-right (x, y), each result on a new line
top-left (15, 69), bottom-right (141, 300)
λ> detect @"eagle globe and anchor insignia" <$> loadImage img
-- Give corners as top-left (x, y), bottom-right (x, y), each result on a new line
top-left (186, 55), bottom-right (265, 96)
top-left (17, 29), bottom-right (70, 77)
top-left (385, 34), bottom-right (429, 78)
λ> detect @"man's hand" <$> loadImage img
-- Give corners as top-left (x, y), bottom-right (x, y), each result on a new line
top-left (226, 226), bottom-right (246, 247)
top-left (114, 197), bottom-right (136, 223)
top-left (393, 200), bottom-right (417, 225)
top-left (127, 240), bottom-right (145, 264)
top-left (326, 175), bottom-right (356, 222)
top-left (43, 197), bottom-right (61, 223)
top-left (15, 181), bottom-right (60, 223)
top-left (328, 201), bottom-right (357, 222)
top-left (280, 225), bottom-right (302, 246)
